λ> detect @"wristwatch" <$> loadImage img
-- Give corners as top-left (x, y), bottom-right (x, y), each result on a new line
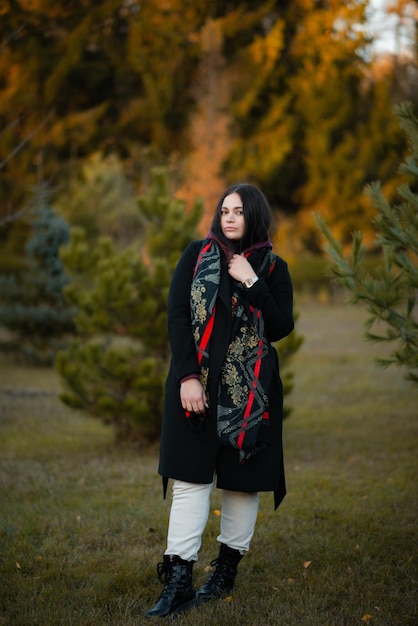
top-left (243, 276), bottom-right (259, 289)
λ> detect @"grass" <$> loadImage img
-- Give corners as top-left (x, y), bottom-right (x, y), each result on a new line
top-left (0, 299), bottom-right (417, 625)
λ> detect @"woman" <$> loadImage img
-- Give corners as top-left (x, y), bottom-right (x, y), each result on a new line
top-left (145, 183), bottom-right (294, 618)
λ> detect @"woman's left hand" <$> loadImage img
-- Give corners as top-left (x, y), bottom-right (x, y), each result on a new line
top-left (227, 254), bottom-right (257, 283)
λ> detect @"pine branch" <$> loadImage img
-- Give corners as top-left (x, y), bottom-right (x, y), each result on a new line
top-left (313, 101), bottom-right (418, 386)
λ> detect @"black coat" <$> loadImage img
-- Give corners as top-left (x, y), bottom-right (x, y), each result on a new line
top-left (158, 240), bottom-right (294, 508)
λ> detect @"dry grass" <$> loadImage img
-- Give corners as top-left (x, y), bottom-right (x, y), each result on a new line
top-left (0, 299), bottom-right (417, 625)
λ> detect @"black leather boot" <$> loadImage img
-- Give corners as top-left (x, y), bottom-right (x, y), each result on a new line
top-left (196, 543), bottom-right (243, 602)
top-left (144, 555), bottom-right (195, 618)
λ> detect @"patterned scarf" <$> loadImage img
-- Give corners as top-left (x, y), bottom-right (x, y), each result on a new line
top-left (190, 239), bottom-right (276, 463)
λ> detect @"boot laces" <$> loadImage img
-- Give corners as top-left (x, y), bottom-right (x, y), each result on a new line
top-left (207, 555), bottom-right (236, 586)
top-left (156, 560), bottom-right (183, 584)
top-left (155, 560), bottom-right (184, 601)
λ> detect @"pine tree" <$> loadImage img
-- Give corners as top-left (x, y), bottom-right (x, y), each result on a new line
top-left (315, 102), bottom-right (418, 384)
top-left (56, 151), bottom-right (143, 244)
top-left (0, 192), bottom-right (75, 363)
top-left (56, 167), bottom-right (204, 443)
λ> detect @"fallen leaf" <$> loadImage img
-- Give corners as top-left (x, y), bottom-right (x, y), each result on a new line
top-left (204, 565), bottom-right (215, 573)
top-left (225, 596), bottom-right (233, 603)
top-left (213, 509), bottom-right (221, 516)
top-left (287, 578), bottom-right (296, 584)
top-left (361, 614), bottom-right (373, 622)
top-left (16, 562), bottom-right (21, 569)
top-left (303, 561), bottom-right (312, 569)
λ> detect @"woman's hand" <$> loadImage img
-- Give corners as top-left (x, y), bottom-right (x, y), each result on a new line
top-left (227, 254), bottom-right (257, 283)
top-left (180, 378), bottom-right (208, 414)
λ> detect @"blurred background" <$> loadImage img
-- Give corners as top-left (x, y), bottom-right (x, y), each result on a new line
top-left (0, 0), bottom-right (417, 440)
top-left (1, 0), bottom-right (416, 249)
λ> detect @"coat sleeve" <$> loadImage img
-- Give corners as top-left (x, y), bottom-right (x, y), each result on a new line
top-left (167, 241), bottom-right (201, 382)
top-left (243, 255), bottom-right (294, 343)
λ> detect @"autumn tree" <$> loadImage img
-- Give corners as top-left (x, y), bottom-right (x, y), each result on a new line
top-left (315, 102), bottom-right (418, 384)
top-left (0, 0), bottom-right (207, 215)
top-left (223, 0), bottom-right (413, 246)
top-left (289, 2), bottom-right (406, 247)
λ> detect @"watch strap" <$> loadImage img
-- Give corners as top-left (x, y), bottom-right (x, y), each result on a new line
top-left (243, 276), bottom-right (259, 289)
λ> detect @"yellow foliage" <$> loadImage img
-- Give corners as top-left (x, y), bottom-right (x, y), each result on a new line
top-left (46, 104), bottom-right (109, 148)
top-left (251, 19), bottom-right (284, 69)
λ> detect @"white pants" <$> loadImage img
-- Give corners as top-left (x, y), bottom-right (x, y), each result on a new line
top-left (165, 479), bottom-right (259, 561)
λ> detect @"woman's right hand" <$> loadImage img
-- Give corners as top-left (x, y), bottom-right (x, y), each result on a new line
top-left (180, 378), bottom-right (208, 414)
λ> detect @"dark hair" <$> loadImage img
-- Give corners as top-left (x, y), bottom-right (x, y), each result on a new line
top-left (210, 183), bottom-right (272, 252)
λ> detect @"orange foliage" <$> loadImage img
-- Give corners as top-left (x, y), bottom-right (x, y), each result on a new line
top-left (176, 20), bottom-right (232, 236)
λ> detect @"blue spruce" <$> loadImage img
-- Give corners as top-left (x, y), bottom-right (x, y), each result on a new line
top-left (0, 201), bottom-right (75, 364)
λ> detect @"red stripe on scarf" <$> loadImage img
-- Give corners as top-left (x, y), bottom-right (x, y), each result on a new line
top-left (237, 311), bottom-right (263, 450)
top-left (194, 240), bottom-right (217, 366)
top-left (194, 241), bottom-right (212, 278)
top-left (197, 306), bottom-right (216, 366)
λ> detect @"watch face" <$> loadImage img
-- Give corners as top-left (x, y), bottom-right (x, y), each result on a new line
top-left (244, 278), bottom-right (253, 288)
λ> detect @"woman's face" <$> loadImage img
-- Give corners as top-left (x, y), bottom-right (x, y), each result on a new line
top-left (220, 192), bottom-right (245, 242)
